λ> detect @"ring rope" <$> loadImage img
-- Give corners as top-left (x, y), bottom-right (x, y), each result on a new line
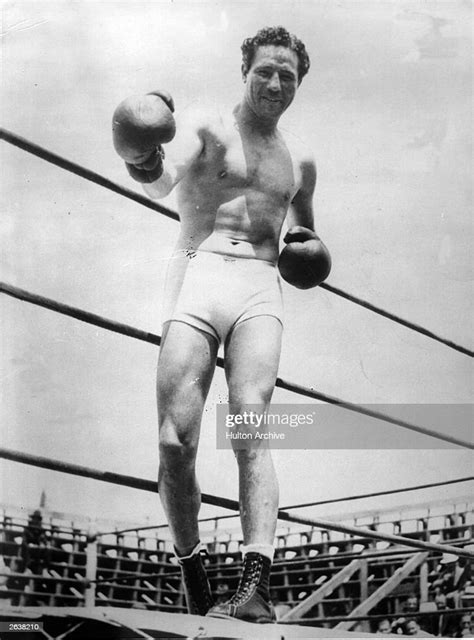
top-left (0, 127), bottom-right (178, 222)
top-left (320, 282), bottom-right (473, 358)
top-left (1, 447), bottom-right (473, 559)
top-left (98, 475), bottom-right (473, 536)
top-left (1, 280), bottom-right (472, 450)
top-left (282, 475), bottom-right (474, 510)
top-left (1, 126), bottom-right (472, 358)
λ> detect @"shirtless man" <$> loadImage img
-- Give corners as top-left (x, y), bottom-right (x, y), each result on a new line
top-left (113, 27), bottom-right (330, 623)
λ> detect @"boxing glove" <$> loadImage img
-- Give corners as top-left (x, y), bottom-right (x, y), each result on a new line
top-left (112, 90), bottom-right (176, 182)
top-left (278, 226), bottom-right (331, 289)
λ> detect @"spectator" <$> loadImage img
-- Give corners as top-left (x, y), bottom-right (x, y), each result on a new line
top-left (21, 510), bottom-right (50, 576)
top-left (404, 618), bottom-right (433, 637)
top-left (392, 593), bottom-right (420, 633)
top-left (403, 594), bottom-right (420, 614)
top-left (376, 618), bottom-right (391, 634)
top-left (434, 551), bottom-right (472, 608)
top-left (390, 617), bottom-right (409, 635)
top-left (434, 591), bottom-right (449, 609)
top-left (430, 593), bottom-right (458, 637)
top-left (15, 510), bottom-right (52, 606)
top-left (0, 555), bottom-right (12, 609)
top-left (458, 614), bottom-right (473, 638)
top-left (5, 556), bottom-right (29, 607)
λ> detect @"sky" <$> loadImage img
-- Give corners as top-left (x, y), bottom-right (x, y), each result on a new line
top-left (0, 1), bottom-right (472, 535)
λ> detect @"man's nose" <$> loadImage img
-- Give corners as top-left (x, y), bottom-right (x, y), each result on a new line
top-left (267, 73), bottom-right (281, 92)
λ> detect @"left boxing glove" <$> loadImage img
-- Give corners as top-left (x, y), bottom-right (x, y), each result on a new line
top-left (278, 226), bottom-right (331, 289)
top-left (112, 91), bottom-right (176, 182)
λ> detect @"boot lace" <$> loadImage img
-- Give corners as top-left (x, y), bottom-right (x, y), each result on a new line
top-left (227, 555), bottom-right (262, 606)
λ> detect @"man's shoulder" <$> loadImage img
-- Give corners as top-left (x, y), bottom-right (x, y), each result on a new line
top-left (280, 127), bottom-right (316, 168)
top-left (177, 102), bottom-right (225, 134)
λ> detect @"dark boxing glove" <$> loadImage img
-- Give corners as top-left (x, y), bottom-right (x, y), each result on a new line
top-left (278, 226), bottom-right (331, 289)
top-left (112, 90), bottom-right (176, 183)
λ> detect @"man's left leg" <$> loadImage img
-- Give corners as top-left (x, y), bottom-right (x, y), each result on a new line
top-left (208, 315), bottom-right (282, 623)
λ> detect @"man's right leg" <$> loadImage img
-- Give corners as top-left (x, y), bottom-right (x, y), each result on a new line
top-left (157, 320), bottom-right (218, 613)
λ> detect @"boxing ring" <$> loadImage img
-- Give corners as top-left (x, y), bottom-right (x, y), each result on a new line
top-left (0, 127), bottom-right (473, 638)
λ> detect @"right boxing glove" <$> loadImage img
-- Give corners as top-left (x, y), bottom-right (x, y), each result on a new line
top-left (112, 90), bottom-right (176, 181)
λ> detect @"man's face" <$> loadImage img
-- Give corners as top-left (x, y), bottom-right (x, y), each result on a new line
top-left (377, 620), bottom-right (391, 634)
top-left (406, 596), bottom-right (418, 611)
top-left (406, 621), bottom-right (419, 636)
top-left (435, 593), bottom-right (447, 609)
top-left (243, 45), bottom-right (299, 120)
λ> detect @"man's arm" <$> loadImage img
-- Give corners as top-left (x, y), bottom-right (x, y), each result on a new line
top-left (279, 152), bottom-right (331, 289)
top-left (287, 154), bottom-right (317, 231)
top-left (142, 108), bottom-right (206, 200)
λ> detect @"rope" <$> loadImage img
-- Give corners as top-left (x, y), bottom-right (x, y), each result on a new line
top-left (1, 447), bottom-right (473, 559)
top-left (1, 126), bottom-right (472, 358)
top-left (0, 447), bottom-right (235, 511)
top-left (0, 281), bottom-right (161, 348)
top-left (320, 283), bottom-right (473, 358)
top-left (1, 281), bottom-right (472, 450)
top-left (273, 378), bottom-right (473, 450)
top-left (280, 475), bottom-right (474, 511)
top-left (0, 128), bottom-right (178, 222)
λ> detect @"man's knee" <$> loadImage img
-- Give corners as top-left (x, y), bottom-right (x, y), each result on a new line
top-left (158, 419), bottom-right (198, 470)
top-left (228, 392), bottom-right (272, 414)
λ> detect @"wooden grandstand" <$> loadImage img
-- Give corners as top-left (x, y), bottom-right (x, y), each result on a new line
top-left (1, 496), bottom-right (473, 635)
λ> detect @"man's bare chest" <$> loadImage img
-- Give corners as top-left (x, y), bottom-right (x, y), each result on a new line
top-left (196, 128), bottom-right (300, 202)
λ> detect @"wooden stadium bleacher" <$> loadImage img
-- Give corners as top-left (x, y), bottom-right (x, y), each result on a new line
top-left (0, 497), bottom-right (472, 635)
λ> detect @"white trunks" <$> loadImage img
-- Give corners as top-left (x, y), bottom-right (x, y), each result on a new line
top-left (162, 250), bottom-right (284, 344)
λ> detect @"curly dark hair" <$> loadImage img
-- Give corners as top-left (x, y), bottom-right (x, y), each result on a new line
top-left (241, 26), bottom-right (310, 83)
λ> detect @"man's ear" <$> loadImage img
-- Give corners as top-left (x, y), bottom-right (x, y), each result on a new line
top-left (241, 63), bottom-right (247, 82)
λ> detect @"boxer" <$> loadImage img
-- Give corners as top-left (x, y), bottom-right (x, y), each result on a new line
top-left (113, 26), bottom-right (330, 623)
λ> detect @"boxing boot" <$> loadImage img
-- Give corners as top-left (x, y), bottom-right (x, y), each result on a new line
top-left (207, 552), bottom-right (276, 623)
top-left (177, 547), bottom-right (214, 616)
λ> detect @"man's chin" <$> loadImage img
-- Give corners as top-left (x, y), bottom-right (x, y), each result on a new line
top-left (259, 101), bottom-right (285, 119)
top-left (263, 99), bottom-right (282, 108)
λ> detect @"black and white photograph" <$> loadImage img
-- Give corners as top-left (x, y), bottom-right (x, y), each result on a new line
top-left (1, 1), bottom-right (472, 638)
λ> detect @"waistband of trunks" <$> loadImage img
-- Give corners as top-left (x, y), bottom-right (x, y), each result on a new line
top-left (172, 248), bottom-right (278, 269)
